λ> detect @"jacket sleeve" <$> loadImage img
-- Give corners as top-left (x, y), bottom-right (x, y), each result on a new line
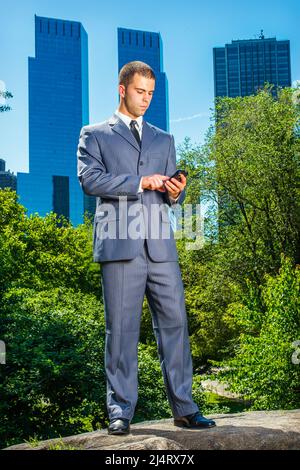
top-left (163, 134), bottom-right (186, 207)
top-left (77, 126), bottom-right (142, 200)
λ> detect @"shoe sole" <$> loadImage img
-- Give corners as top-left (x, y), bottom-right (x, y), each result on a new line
top-left (108, 429), bottom-right (130, 435)
top-left (174, 421), bottom-right (216, 429)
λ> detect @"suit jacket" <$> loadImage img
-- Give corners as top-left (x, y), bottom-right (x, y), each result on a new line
top-left (77, 113), bottom-right (186, 262)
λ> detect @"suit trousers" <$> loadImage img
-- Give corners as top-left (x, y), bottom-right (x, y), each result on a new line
top-left (100, 239), bottom-right (199, 421)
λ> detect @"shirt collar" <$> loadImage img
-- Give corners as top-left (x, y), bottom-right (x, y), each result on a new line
top-left (114, 109), bottom-right (143, 131)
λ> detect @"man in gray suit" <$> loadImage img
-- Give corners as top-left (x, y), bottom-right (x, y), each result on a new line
top-left (77, 61), bottom-right (216, 434)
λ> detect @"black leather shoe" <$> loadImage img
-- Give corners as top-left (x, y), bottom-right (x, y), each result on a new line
top-left (174, 411), bottom-right (216, 429)
top-left (108, 418), bottom-right (130, 435)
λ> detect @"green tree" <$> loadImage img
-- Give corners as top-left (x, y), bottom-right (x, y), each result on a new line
top-left (210, 85), bottom-right (300, 285)
top-left (0, 189), bottom-right (100, 297)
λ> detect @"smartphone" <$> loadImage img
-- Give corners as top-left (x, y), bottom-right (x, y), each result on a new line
top-left (167, 169), bottom-right (188, 182)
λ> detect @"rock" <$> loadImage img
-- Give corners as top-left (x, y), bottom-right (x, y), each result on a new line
top-left (103, 437), bottom-right (185, 450)
top-left (4, 410), bottom-right (300, 450)
top-left (201, 378), bottom-right (243, 400)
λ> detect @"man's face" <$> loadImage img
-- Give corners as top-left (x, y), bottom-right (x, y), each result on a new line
top-left (119, 73), bottom-right (155, 118)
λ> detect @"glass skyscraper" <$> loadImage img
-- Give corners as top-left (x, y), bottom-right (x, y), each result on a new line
top-left (17, 15), bottom-right (89, 226)
top-left (213, 34), bottom-right (291, 98)
top-left (118, 27), bottom-right (169, 131)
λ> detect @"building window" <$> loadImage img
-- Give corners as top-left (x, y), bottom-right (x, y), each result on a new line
top-left (150, 35), bottom-right (152, 47)
top-left (136, 32), bottom-right (138, 45)
top-left (143, 32), bottom-right (145, 47)
top-left (122, 31), bottom-right (124, 44)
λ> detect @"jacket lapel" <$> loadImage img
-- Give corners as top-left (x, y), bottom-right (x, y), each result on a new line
top-left (109, 113), bottom-right (140, 151)
top-left (108, 113), bottom-right (157, 153)
top-left (140, 120), bottom-right (157, 154)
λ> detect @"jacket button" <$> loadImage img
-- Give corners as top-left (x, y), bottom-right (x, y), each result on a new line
top-left (139, 161), bottom-right (144, 165)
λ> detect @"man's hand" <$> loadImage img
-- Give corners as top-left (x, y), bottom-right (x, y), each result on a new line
top-left (164, 174), bottom-right (187, 199)
top-left (142, 174), bottom-right (170, 192)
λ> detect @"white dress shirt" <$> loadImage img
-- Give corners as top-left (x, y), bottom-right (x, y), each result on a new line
top-left (114, 109), bottom-right (179, 202)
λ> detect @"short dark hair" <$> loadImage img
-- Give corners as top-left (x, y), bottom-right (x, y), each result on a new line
top-left (118, 61), bottom-right (156, 88)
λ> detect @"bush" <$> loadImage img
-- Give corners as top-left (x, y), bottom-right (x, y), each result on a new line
top-left (0, 287), bottom-right (106, 448)
top-left (215, 256), bottom-right (300, 409)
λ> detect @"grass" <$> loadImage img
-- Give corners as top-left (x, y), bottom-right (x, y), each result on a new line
top-left (25, 435), bottom-right (82, 450)
top-left (48, 438), bottom-right (81, 451)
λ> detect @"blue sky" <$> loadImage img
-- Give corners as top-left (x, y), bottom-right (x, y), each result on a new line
top-left (0, 0), bottom-right (299, 174)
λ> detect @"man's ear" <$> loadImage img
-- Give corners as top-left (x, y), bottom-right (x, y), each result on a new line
top-left (119, 84), bottom-right (126, 98)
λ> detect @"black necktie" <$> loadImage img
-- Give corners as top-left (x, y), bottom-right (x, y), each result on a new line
top-left (130, 120), bottom-right (141, 147)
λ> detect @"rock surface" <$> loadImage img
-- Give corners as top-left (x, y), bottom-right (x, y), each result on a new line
top-left (201, 378), bottom-right (243, 400)
top-left (4, 410), bottom-right (300, 450)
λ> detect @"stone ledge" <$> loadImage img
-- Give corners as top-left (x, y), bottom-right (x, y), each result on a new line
top-left (4, 410), bottom-right (300, 450)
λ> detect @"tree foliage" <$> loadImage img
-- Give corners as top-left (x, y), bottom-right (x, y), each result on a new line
top-left (215, 256), bottom-right (300, 409)
top-left (0, 90), bottom-right (13, 112)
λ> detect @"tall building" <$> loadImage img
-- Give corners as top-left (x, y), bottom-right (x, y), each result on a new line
top-left (17, 15), bottom-right (90, 226)
top-left (213, 32), bottom-right (291, 98)
top-left (118, 27), bottom-right (169, 131)
top-left (0, 158), bottom-right (17, 191)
